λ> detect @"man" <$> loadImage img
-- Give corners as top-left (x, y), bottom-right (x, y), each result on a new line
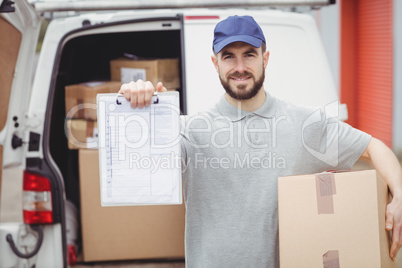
top-left (119, 15), bottom-right (402, 267)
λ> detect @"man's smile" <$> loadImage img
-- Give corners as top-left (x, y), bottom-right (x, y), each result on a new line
top-left (231, 77), bottom-right (250, 81)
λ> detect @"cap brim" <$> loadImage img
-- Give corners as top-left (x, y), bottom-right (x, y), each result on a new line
top-left (213, 35), bottom-right (263, 53)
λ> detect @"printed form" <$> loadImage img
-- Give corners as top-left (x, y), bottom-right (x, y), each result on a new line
top-left (97, 92), bottom-right (182, 206)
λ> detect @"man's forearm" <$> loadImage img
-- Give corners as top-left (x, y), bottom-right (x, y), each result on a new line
top-left (360, 137), bottom-right (402, 197)
top-left (360, 137), bottom-right (402, 259)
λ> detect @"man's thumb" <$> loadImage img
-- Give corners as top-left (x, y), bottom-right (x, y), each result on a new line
top-left (156, 82), bottom-right (167, 92)
top-left (386, 209), bottom-right (394, 231)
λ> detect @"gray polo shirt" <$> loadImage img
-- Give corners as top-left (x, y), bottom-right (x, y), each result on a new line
top-left (180, 92), bottom-right (371, 268)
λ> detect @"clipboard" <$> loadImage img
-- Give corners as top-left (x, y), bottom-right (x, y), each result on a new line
top-left (97, 91), bottom-right (182, 206)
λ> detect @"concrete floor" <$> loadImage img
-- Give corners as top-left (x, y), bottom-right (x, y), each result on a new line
top-left (71, 261), bottom-right (184, 268)
top-left (1, 160), bottom-right (401, 267)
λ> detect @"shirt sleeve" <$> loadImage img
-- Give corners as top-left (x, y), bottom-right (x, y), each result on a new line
top-left (301, 107), bottom-right (372, 171)
top-left (335, 120), bottom-right (372, 169)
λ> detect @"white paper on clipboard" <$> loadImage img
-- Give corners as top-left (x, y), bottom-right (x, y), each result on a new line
top-left (97, 92), bottom-right (182, 206)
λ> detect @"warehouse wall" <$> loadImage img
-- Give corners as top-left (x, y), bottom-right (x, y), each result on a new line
top-left (310, 0), bottom-right (401, 156)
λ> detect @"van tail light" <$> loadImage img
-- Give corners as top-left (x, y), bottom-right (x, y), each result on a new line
top-left (23, 171), bottom-right (53, 224)
top-left (67, 245), bottom-right (77, 265)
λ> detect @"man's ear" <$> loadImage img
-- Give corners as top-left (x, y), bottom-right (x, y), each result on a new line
top-left (263, 51), bottom-right (270, 69)
top-left (211, 54), bottom-right (219, 73)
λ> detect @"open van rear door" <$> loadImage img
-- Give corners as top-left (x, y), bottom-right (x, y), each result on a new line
top-left (0, 0), bottom-right (41, 170)
top-left (0, 1), bottom-right (41, 267)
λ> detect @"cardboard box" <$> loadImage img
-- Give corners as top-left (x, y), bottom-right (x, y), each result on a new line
top-left (66, 119), bottom-right (98, 150)
top-left (278, 170), bottom-right (396, 268)
top-left (78, 149), bottom-right (185, 262)
top-left (65, 81), bottom-right (121, 120)
top-left (110, 58), bottom-right (180, 89)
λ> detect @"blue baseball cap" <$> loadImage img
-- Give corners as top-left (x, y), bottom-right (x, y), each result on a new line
top-left (213, 15), bottom-right (266, 53)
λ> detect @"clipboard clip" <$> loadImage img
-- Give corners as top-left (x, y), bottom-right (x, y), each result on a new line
top-left (116, 92), bottom-right (159, 105)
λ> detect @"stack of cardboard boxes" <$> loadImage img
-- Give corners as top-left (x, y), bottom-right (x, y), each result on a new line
top-left (65, 57), bottom-right (184, 262)
top-left (110, 58), bottom-right (180, 91)
top-left (65, 81), bottom-right (121, 150)
top-left (65, 57), bottom-right (180, 150)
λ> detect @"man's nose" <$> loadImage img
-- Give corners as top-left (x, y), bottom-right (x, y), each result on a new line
top-left (234, 59), bottom-right (247, 73)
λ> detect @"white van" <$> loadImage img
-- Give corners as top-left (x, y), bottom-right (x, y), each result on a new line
top-left (0, 0), bottom-right (340, 267)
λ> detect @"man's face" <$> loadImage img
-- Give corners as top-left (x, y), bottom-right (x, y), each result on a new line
top-left (212, 42), bottom-right (269, 100)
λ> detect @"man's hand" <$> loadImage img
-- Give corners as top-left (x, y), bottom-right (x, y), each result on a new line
top-left (118, 80), bottom-right (167, 109)
top-left (386, 194), bottom-right (402, 260)
top-left (360, 137), bottom-right (402, 261)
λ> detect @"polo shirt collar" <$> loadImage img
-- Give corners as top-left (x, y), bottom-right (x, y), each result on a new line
top-left (216, 91), bottom-right (277, 122)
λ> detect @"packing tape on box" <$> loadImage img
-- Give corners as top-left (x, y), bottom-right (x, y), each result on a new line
top-left (77, 98), bottom-right (84, 118)
top-left (315, 173), bottom-right (336, 214)
top-left (323, 250), bottom-right (340, 268)
top-left (86, 121), bottom-right (94, 137)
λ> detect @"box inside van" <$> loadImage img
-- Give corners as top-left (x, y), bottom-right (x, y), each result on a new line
top-left (50, 16), bottom-right (185, 208)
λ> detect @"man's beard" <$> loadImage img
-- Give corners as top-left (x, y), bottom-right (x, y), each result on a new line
top-left (219, 70), bottom-right (265, 100)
